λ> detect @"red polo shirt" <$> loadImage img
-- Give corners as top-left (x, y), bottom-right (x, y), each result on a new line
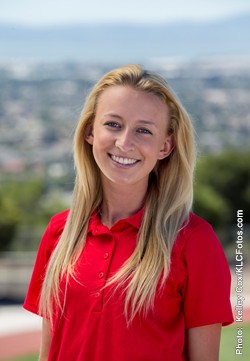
top-left (23, 209), bottom-right (233, 361)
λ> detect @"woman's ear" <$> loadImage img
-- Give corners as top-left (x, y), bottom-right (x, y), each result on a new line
top-left (84, 125), bottom-right (94, 145)
top-left (158, 135), bottom-right (175, 160)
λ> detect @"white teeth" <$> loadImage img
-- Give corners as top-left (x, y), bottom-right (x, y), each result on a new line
top-left (111, 155), bottom-right (137, 165)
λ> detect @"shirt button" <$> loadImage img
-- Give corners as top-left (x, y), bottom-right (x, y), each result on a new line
top-left (104, 253), bottom-right (109, 259)
top-left (94, 292), bottom-right (100, 298)
top-left (98, 272), bottom-right (104, 279)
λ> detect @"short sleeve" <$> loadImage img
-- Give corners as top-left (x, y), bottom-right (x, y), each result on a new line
top-left (183, 222), bottom-right (234, 328)
top-left (23, 211), bottom-right (68, 315)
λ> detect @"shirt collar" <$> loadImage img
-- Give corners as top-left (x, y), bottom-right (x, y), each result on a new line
top-left (88, 207), bottom-right (144, 234)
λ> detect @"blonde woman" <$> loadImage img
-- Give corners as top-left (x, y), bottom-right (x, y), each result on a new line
top-left (24, 64), bottom-right (233, 361)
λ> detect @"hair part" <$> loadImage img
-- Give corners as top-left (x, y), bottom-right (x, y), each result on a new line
top-left (39, 64), bottom-right (196, 325)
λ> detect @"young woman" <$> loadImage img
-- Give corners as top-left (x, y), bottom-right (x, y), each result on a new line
top-left (24, 64), bottom-right (233, 361)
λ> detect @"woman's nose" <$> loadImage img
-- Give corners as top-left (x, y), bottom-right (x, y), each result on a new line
top-left (115, 130), bottom-right (135, 152)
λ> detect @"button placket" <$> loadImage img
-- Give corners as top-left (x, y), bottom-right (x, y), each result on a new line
top-left (92, 234), bottom-right (115, 312)
top-left (98, 271), bottom-right (104, 279)
top-left (94, 291), bottom-right (100, 298)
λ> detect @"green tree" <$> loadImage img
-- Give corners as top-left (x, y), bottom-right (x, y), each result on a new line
top-left (0, 194), bottom-right (21, 252)
top-left (0, 178), bottom-right (44, 251)
top-left (193, 150), bottom-right (250, 246)
top-left (0, 176), bottom-right (68, 251)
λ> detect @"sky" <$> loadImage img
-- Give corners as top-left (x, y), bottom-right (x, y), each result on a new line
top-left (1, 0), bottom-right (250, 26)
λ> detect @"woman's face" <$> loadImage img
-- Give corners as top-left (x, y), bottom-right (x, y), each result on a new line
top-left (85, 85), bottom-right (173, 190)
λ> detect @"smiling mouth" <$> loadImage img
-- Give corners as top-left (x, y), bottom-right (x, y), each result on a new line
top-left (109, 154), bottom-right (139, 165)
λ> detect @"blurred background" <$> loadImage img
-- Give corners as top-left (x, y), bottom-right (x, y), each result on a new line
top-left (0, 0), bottom-right (250, 360)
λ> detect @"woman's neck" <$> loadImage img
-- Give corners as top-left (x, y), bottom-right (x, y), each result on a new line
top-left (100, 178), bottom-right (148, 228)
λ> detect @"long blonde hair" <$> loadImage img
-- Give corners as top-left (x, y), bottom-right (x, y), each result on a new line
top-left (39, 64), bottom-right (196, 324)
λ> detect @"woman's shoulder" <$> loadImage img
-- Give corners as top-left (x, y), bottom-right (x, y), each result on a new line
top-left (175, 212), bottom-right (219, 253)
top-left (173, 212), bottom-right (229, 281)
top-left (46, 209), bottom-right (70, 239)
top-left (50, 209), bottom-right (70, 226)
top-left (37, 209), bottom-right (70, 254)
top-left (186, 212), bottom-right (212, 230)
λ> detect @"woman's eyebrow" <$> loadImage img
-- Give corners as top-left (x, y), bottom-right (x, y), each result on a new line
top-left (137, 120), bottom-right (158, 128)
top-left (103, 114), bottom-right (158, 128)
top-left (103, 113), bottom-right (122, 119)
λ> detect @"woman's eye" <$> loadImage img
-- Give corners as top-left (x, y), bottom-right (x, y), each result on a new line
top-left (137, 128), bottom-right (152, 135)
top-left (104, 121), bottom-right (120, 128)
